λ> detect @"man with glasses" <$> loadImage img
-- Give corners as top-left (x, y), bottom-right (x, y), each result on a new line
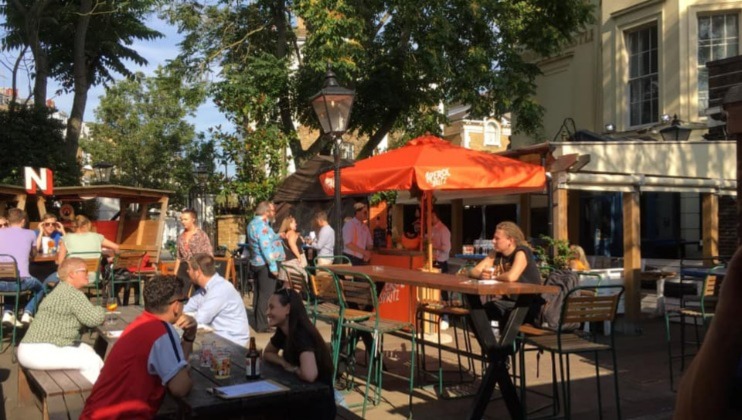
top-left (82, 275), bottom-right (195, 419)
top-left (18, 258), bottom-right (106, 383)
top-left (175, 254), bottom-right (249, 346)
top-left (0, 208), bottom-right (45, 326)
top-left (342, 202), bottom-right (373, 265)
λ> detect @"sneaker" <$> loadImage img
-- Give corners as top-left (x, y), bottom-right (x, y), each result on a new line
top-left (21, 312), bottom-right (33, 325)
top-left (2, 312), bottom-right (22, 328)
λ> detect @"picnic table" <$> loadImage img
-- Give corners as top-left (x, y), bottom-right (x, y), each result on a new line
top-left (325, 264), bottom-right (558, 420)
top-left (94, 306), bottom-right (331, 418)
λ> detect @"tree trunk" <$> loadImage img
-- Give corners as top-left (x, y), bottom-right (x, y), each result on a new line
top-left (357, 112), bottom-right (399, 159)
top-left (12, 0), bottom-right (50, 108)
top-left (64, 0), bottom-right (93, 162)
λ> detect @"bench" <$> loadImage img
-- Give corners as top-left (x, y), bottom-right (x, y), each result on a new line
top-left (18, 368), bottom-right (93, 420)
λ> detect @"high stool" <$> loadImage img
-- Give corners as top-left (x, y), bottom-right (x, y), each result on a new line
top-left (416, 297), bottom-right (479, 398)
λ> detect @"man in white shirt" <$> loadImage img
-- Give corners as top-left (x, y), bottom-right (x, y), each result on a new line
top-left (342, 202), bottom-right (373, 266)
top-left (430, 210), bottom-right (452, 274)
top-left (176, 254), bottom-right (250, 346)
top-left (311, 211), bottom-right (335, 266)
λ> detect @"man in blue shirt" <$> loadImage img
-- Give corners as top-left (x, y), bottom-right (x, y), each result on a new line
top-left (247, 201), bottom-right (285, 332)
top-left (176, 254), bottom-right (249, 346)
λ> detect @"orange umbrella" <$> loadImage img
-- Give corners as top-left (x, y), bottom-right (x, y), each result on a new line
top-left (319, 134), bottom-right (545, 195)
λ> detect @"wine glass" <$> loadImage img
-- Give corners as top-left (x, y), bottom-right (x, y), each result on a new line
top-left (105, 297), bottom-right (118, 325)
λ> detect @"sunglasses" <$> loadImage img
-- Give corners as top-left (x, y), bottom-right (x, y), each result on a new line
top-left (0, 223), bottom-right (7, 228)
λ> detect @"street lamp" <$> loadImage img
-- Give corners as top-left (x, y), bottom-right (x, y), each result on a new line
top-left (660, 114), bottom-right (692, 141)
top-left (92, 162), bottom-right (114, 184)
top-left (310, 66), bottom-right (355, 255)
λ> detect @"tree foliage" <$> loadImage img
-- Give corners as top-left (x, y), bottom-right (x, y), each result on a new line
top-left (0, 106), bottom-right (80, 186)
top-left (164, 0), bottom-right (594, 169)
top-left (1, 0), bottom-right (163, 161)
top-left (82, 69), bottom-right (208, 207)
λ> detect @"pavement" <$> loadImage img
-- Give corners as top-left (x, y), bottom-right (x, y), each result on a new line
top-left (1, 290), bottom-right (681, 419)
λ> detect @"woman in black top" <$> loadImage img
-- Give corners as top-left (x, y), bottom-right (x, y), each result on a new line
top-left (264, 288), bottom-right (335, 419)
top-left (278, 216), bottom-right (307, 284)
top-left (470, 221), bottom-right (544, 326)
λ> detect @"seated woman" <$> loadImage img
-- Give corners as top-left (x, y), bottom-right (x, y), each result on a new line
top-left (45, 215), bottom-right (120, 289)
top-left (469, 221), bottom-right (544, 327)
top-left (568, 244), bottom-right (590, 271)
top-left (34, 213), bottom-right (66, 254)
top-left (264, 288), bottom-right (336, 419)
top-left (18, 258), bottom-right (106, 383)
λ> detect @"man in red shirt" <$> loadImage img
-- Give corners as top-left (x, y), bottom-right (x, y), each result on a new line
top-left (81, 275), bottom-right (196, 419)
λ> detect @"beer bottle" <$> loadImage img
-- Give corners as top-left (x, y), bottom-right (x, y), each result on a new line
top-left (245, 337), bottom-right (261, 379)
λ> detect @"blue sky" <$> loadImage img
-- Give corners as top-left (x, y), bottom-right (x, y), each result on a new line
top-left (30, 16), bottom-right (228, 135)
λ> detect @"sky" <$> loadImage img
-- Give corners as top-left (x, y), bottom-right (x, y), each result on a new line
top-left (2, 15), bottom-right (228, 135)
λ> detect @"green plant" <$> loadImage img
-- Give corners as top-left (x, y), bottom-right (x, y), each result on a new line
top-left (533, 235), bottom-right (573, 271)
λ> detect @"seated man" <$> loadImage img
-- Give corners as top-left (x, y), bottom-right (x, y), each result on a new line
top-left (81, 275), bottom-right (195, 419)
top-left (18, 258), bottom-right (106, 383)
top-left (176, 254), bottom-right (250, 346)
top-left (0, 208), bottom-right (45, 326)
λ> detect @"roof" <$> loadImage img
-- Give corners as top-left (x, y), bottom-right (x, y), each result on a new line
top-left (0, 184), bottom-right (171, 203)
top-left (272, 155), bottom-right (355, 203)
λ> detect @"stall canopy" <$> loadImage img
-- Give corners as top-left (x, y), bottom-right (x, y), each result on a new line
top-left (319, 134), bottom-right (546, 197)
top-left (319, 134), bottom-right (547, 269)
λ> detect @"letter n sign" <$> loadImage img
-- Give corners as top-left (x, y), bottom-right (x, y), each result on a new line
top-left (24, 167), bottom-right (54, 195)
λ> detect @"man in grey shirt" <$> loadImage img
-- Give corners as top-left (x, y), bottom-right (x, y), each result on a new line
top-left (311, 211), bottom-right (335, 266)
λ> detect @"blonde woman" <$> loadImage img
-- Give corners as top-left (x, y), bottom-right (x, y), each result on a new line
top-left (278, 216), bottom-right (306, 284)
top-left (56, 215), bottom-right (119, 264)
top-left (470, 221), bottom-right (543, 326)
top-left (568, 245), bottom-right (590, 271)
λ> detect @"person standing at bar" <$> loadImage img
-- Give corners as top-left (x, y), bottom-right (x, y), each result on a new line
top-left (342, 202), bottom-right (373, 266)
top-left (311, 211), bottom-right (335, 266)
top-left (247, 201), bottom-right (285, 333)
top-left (430, 209), bottom-right (451, 274)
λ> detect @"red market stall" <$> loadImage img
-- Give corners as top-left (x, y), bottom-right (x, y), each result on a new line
top-left (320, 134), bottom-right (546, 324)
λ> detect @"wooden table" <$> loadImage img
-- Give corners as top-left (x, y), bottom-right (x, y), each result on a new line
top-left (30, 253), bottom-right (58, 281)
top-left (325, 265), bottom-right (558, 420)
top-left (94, 306), bottom-right (331, 418)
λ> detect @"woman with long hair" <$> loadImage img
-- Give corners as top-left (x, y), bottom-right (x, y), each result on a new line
top-left (174, 209), bottom-right (212, 296)
top-left (470, 221), bottom-right (544, 327)
top-left (278, 216), bottom-right (306, 284)
top-left (264, 288), bottom-right (336, 419)
top-left (56, 215), bottom-right (119, 264)
top-left (568, 244), bottom-right (590, 271)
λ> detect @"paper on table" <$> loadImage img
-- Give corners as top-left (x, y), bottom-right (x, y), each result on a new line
top-left (477, 280), bottom-right (499, 285)
top-left (212, 380), bottom-right (288, 399)
top-left (106, 330), bottom-right (124, 338)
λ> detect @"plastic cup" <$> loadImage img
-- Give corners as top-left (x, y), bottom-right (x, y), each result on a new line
top-left (214, 351), bottom-right (231, 379)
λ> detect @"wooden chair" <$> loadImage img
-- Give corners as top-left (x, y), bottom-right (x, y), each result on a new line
top-left (314, 254), bottom-right (352, 266)
top-left (213, 256), bottom-right (236, 287)
top-left (109, 250), bottom-right (149, 306)
top-left (333, 268), bottom-right (416, 418)
top-left (664, 265), bottom-right (723, 390)
top-left (520, 285), bottom-right (624, 419)
top-left (0, 254), bottom-right (32, 353)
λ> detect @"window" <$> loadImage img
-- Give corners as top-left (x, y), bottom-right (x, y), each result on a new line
top-left (483, 121), bottom-right (500, 146)
top-left (698, 14), bottom-right (739, 115)
top-left (627, 25), bottom-right (659, 126)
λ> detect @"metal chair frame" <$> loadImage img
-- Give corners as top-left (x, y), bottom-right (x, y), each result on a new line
top-left (0, 254), bottom-right (32, 354)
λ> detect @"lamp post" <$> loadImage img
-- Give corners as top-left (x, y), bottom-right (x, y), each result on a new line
top-left (310, 66), bottom-right (355, 255)
top-left (92, 162), bottom-right (114, 184)
top-left (660, 114), bottom-right (692, 141)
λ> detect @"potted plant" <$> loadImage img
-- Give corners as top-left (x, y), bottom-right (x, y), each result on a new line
top-left (533, 235), bottom-right (573, 275)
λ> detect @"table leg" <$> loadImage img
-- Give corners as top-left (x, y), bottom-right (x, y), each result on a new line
top-left (464, 293), bottom-right (533, 420)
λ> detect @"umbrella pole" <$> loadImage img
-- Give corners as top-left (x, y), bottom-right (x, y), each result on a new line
top-left (426, 192), bottom-right (433, 271)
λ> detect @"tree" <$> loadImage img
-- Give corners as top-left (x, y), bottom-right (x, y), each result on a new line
top-left (81, 69), bottom-right (206, 207)
top-left (2, 0), bottom-right (163, 161)
top-left (165, 0), bottom-right (594, 167)
top-left (0, 106), bottom-right (80, 186)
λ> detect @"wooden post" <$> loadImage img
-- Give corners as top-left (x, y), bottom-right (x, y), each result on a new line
top-left (722, 84), bottom-right (742, 246)
top-left (702, 193), bottom-right (719, 261)
top-left (622, 190), bottom-right (641, 329)
top-left (156, 196), bottom-right (169, 262)
top-left (116, 200), bottom-right (128, 244)
top-left (36, 196), bottom-right (47, 218)
top-left (552, 184), bottom-right (568, 242)
top-left (451, 199), bottom-right (463, 254)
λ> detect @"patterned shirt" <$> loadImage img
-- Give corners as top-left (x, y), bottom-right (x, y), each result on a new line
top-left (247, 216), bottom-right (285, 272)
top-left (176, 228), bottom-right (213, 262)
top-left (22, 281), bottom-right (105, 347)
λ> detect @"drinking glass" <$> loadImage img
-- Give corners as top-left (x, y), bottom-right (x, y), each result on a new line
top-left (105, 297), bottom-right (118, 325)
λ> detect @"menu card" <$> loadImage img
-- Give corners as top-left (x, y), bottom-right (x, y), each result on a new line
top-left (211, 380), bottom-right (288, 399)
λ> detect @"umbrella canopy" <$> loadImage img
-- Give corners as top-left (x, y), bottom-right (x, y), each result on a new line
top-left (319, 134), bottom-right (546, 195)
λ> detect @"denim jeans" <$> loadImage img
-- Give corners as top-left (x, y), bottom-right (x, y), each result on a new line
top-left (0, 276), bottom-right (44, 315)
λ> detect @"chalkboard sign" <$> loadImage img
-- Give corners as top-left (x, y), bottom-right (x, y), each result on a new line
top-left (213, 257), bottom-right (233, 282)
